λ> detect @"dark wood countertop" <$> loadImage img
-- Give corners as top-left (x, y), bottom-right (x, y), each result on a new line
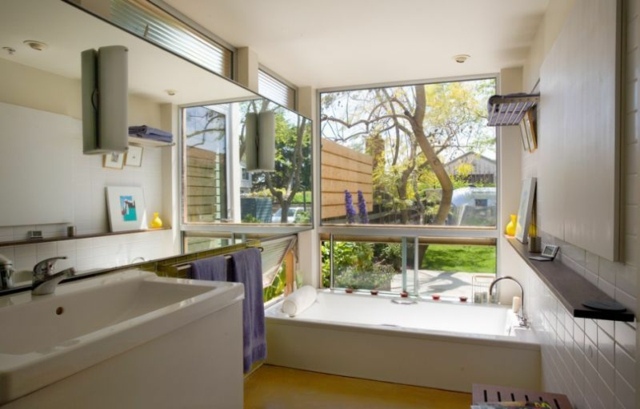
top-left (508, 238), bottom-right (634, 322)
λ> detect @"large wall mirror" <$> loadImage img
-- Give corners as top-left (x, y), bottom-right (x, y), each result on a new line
top-left (0, 0), bottom-right (312, 290)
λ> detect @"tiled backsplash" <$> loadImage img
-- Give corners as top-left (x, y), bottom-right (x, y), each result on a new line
top-left (0, 229), bottom-right (174, 282)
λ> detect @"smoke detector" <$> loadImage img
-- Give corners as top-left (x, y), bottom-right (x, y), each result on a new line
top-left (453, 54), bottom-right (470, 64)
top-left (23, 40), bottom-right (48, 51)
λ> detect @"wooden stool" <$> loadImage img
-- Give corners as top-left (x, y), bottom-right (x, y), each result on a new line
top-left (472, 384), bottom-right (573, 409)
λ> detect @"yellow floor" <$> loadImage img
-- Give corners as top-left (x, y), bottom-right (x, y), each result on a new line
top-left (244, 365), bottom-right (471, 409)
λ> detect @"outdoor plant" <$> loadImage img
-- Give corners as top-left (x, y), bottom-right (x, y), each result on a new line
top-left (242, 214), bottom-right (260, 223)
top-left (321, 241), bottom-right (395, 290)
top-left (294, 210), bottom-right (311, 223)
top-left (378, 243), bottom-right (402, 271)
top-left (322, 241), bottom-right (372, 287)
top-left (334, 262), bottom-right (395, 290)
top-left (344, 190), bottom-right (357, 223)
top-left (263, 263), bottom-right (286, 302)
top-left (357, 190), bottom-right (369, 223)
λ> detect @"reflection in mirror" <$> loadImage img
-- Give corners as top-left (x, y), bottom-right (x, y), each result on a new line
top-left (183, 99), bottom-right (312, 226)
top-left (0, 0), bottom-right (312, 291)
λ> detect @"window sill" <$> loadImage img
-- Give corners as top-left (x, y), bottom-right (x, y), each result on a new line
top-left (508, 238), bottom-right (634, 322)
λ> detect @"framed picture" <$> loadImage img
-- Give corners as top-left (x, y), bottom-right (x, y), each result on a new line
top-left (523, 110), bottom-right (537, 151)
top-left (515, 177), bottom-right (537, 244)
top-left (103, 152), bottom-right (124, 169)
top-left (125, 145), bottom-right (143, 167)
top-left (105, 186), bottom-right (147, 232)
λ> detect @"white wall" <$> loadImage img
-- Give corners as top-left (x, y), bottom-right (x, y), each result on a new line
top-left (0, 59), bottom-right (177, 276)
top-left (496, 67), bottom-right (529, 303)
top-left (520, 1), bottom-right (638, 408)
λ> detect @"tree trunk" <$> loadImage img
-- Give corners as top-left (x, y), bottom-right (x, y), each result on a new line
top-left (408, 85), bottom-right (453, 225)
top-left (407, 85), bottom-right (454, 268)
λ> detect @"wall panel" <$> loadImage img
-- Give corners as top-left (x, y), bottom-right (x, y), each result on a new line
top-left (539, 0), bottom-right (621, 260)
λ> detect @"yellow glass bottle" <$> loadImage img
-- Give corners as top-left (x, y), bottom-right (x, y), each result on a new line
top-left (505, 214), bottom-right (517, 236)
top-left (150, 212), bottom-right (163, 229)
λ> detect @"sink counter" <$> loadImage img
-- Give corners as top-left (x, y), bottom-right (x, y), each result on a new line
top-left (0, 269), bottom-right (244, 405)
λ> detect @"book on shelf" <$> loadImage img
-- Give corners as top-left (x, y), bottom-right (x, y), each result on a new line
top-left (471, 401), bottom-right (552, 409)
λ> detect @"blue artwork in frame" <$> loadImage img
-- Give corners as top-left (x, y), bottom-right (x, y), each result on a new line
top-left (106, 186), bottom-right (147, 232)
top-left (119, 195), bottom-right (137, 222)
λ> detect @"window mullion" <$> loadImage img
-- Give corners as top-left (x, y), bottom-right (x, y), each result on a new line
top-left (401, 237), bottom-right (407, 294)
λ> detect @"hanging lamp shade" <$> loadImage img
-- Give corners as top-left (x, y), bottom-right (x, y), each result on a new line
top-left (245, 111), bottom-right (275, 172)
top-left (245, 112), bottom-right (258, 170)
top-left (81, 45), bottom-right (129, 154)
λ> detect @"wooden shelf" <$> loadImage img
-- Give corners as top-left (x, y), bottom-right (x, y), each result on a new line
top-left (473, 384), bottom-right (573, 408)
top-left (128, 136), bottom-right (174, 148)
top-left (508, 238), bottom-right (634, 322)
top-left (0, 227), bottom-right (170, 248)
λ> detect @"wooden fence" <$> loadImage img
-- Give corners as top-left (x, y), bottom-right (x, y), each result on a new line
top-left (185, 141), bottom-right (372, 222)
top-left (321, 138), bottom-right (373, 220)
top-left (184, 147), bottom-right (226, 222)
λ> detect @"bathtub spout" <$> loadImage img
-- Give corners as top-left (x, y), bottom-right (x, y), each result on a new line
top-left (489, 276), bottom-right (527, 328)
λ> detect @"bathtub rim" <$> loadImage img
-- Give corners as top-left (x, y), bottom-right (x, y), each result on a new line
top-left (266, 291), bottom-right (540, 351)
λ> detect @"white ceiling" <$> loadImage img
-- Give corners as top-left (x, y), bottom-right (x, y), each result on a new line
top-left (163, 0), bottom-right (550, 89)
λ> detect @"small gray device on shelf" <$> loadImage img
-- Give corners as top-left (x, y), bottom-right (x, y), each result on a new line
top-left (529, 244), bottom-right (559, 261)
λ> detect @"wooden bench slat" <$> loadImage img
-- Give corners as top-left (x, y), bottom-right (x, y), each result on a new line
top-left (472, 384), bottom-right (573, 409)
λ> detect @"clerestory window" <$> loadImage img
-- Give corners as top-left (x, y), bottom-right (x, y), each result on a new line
top-left (258, 68), bottom-right (297, 111)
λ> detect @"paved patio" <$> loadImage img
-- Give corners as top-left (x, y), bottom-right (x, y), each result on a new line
top-left (390, 270), bottom-right (496, 299)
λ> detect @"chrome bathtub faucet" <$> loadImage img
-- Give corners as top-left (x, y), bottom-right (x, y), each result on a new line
top-left (489, 276), bottom-right (528, 328)
top-left (0, 254), bottom-right (15, 290)
top-left (32, 256), bottom-right (75, 296)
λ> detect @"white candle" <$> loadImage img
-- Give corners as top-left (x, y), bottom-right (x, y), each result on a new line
top-left (512, 296), bottom-right (522, 314)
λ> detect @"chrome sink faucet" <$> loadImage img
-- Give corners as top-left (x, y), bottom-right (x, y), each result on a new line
top-left (0, 254), bottom-right (15, 290)
top-left (32, 256), bottom-right (75, 296)
top-left (489, 275), bottom-right (527, 328)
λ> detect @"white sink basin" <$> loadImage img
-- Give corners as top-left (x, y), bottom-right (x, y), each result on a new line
top-left (0, 269), bottom-right (244, 404)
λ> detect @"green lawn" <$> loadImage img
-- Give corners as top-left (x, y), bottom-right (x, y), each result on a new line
top-left (421, 245), bottom-right (496, 274)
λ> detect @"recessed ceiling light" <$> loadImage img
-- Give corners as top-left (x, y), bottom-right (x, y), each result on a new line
top-left (23, 40), bottom-right (48, 51)
top-left (453, 54), bottom-right (470, 64)
top-left (166, 90), bottom-right (177, 96)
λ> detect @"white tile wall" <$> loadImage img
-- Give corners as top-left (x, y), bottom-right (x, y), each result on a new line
top-left (525, 270), bottom-right (636, 409)
top-left (518, 1), bottom-right (639, 408)
top-left (0, 229), bottom-right (174, 280)
top-left (0, 145), bottom-right (175, 277)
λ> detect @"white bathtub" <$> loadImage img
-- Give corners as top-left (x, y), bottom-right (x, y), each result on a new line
top-left (265, 290), bottom-right (541, 392)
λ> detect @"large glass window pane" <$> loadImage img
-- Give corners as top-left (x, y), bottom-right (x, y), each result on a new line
top-left (320, 78), bottom-right (496, 227)
top-left (182, 100), bottom-right (312, 226)
top-left (321, 239), bottom-right (400, 293)
top-left (183, 105), bottom-right (228, 223)
top-left (411, 242), bottom-right (496, 301)
top-left (238, 101), bottom-right (312, 224)
top-left (322, 237), bottom-right (496, 301)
